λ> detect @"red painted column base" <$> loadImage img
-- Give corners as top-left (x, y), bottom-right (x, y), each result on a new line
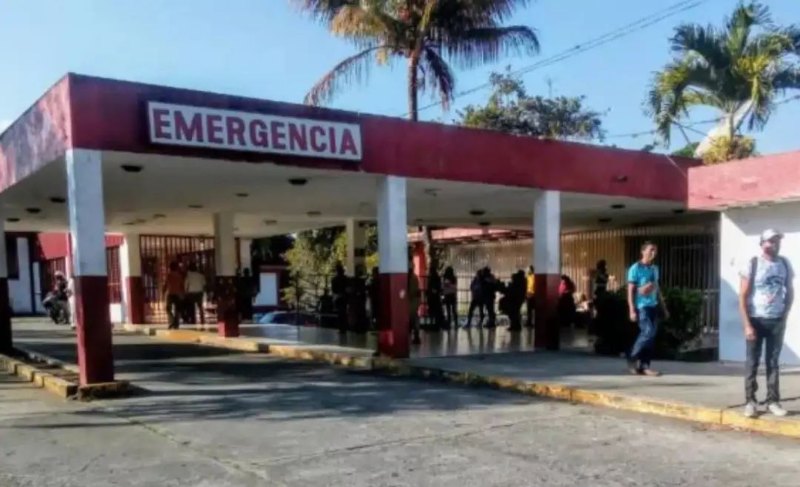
top-left (124, 276), bottom-right (145, 324)
top-left (215, 276), bottom-right (239, 338)
top-left (534, 273), bottom-right (561, 351)
top-left (377, 273), bottom-right (410, 358)
top-left (0, 278), bottom-right (10, 352)
top-left (74, 276), bottom-right (115, 385)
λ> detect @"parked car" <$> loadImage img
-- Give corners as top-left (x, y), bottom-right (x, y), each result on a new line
top-left (256, 311), bottom-right (319, 327)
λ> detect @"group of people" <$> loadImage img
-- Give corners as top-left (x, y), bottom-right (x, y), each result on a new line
top-left (42, 271), bottom-right (72, 325)
top-left (328, 264), bottom-right (373, 333)
top-left (625, 230), bottom-right (794, 419)
top-left (162, 261), bottom-right (257, 330)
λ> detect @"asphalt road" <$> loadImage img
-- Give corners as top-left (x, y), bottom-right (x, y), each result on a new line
top-left (1, 354), bottom-right (799, 487)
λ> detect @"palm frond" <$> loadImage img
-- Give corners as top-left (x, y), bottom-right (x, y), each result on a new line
top-left (671, 24), bottom-right (728, 70)
top-left (304, 46), bottom-right (383, 106)
top-left (292, 0), bottom-right (359, 22)
top-left (443, 26), bottom-right (539, 69)
top-left (420, 47), bottom-right (456, 110)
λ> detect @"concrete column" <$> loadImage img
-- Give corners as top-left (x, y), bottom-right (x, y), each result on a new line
top-left (120, 234), bottom-right (144, 324)
top-left (533, 190), bottom-right (561, 350)
top-left (214, 213), bottom-right (239, 337)
top-left (66, 149), bottom-right (114, 385)
top-left (376, 176), bottom-right (409, 358)
top-left (0, 218), bottom-right (10, 352)
top-left (345, 219), bottom-right (367, 276)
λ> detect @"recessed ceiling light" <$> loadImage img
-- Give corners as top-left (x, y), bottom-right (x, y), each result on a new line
top-left (264, 219), bottom-right (277, 225)
top-left (611, 204), bottom-right (626, 210)
top-left (49, 196), bottom-right (66, 204)
top-left (672, 208), bottom-right (686, 214)
top-left (236, 192), bottom-right (249, 198)
top-left (153, 213), bottom-right (166, 219)
top-left (470, 209), bottom-right (486, 217)
top-left (423, 188), bottom-right (439, 197)
top-left (307, 211), bottom-right (321, 217)
top-left (188, 204), bottom-right (203, 209)
top-left (598, 217), bottom-right (612, 223)
top-left (121, 164), bottom-right (143, 173)
top-left (478, 221), bottom-right (491, 227)
top-left (289, 178), bottom-right (308, 186)
top-left (6, 217), bottom-right (20, 223)
top-left (25, 208), bottom-right (41, 214)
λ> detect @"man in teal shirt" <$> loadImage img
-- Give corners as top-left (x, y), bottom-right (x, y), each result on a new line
top-left (627, 241), bottom-right (670, 376)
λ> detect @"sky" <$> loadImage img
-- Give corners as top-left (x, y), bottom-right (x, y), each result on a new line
top-left (1, 0), bottom-right (799, 154)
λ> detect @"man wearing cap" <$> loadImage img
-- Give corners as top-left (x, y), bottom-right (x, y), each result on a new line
top-left (739, 229), bottom-right (794, 418)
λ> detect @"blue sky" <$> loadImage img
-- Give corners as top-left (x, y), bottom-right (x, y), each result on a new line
top-left (1, 0), bottom-right (798, 154)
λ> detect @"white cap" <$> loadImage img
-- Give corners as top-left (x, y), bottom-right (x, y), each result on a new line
top-left (760, 229), bottom-right (784, 242)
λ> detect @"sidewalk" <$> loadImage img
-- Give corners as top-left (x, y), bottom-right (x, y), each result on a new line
top-left (11, 319), bottom-right (800, 438)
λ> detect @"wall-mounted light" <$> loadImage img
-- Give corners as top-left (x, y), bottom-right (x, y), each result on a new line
top-left (121, 164), bottom-right (143, 173)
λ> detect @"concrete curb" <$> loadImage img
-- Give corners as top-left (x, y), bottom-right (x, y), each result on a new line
top-left (4, 348), bottom-right (139, 401)
top-left (369, 360), bottom-right (800, 440)
top-left (122, 326), bottom-right (800, 439)
top-left (0, 352), bottom-right (78, 398)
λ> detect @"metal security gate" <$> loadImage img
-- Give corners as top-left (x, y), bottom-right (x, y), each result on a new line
top-left (106, 246), bottom-right (122, 304)
top-left (140, 235), bottom-right (215, 324)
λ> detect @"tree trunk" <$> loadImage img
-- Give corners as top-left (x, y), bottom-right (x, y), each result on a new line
top-left (408, 56), bottom-right (432, 274)
top-left (408, 56), bottom-right (419, 122)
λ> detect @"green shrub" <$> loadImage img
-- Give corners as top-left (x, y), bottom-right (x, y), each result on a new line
top-left (592, 287), bottom-right (704, 360)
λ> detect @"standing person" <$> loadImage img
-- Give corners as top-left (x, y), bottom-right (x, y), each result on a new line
top-left (482, 267), bottom-right (498, 328)
top-left (626, 242), bottom-right (669, 376)
top-left (465, 269), bottom-right (485, 328)
top-left (331, 264), bottom-right (348, 333)
top-left (184, 263), bottom-right (206, 325)
top-left (162, 261), bottom-right (185, 330)
top-left (426, 265), bottom-right (445, 330)
top-left (525, 266), bottom-right (536, 328)
top-left (236, 268), bottom-right (256, 322)
top-left (408, 263), bottom-right (421, 345)
top-left (558, 275), bottom-right (577, 330)
top-left (442, 266), bottom-right (458, 329)
top-left (593, 260), bottom-right (609, 300)
top-left (368, 267), bottom-right (380, 330)
top-left (740, 229), bottom-right (794, 418)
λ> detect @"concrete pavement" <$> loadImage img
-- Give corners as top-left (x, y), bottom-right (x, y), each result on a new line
top-left (2, 353), bottom-right (800, 486)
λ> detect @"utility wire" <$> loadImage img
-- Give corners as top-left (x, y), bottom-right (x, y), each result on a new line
top-left (606, 94), bottom-right (800, 139)
top-left (409, 0), bottom-right (708, 116)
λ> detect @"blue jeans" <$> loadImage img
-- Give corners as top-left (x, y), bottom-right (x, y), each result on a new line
top-left (630, 306), bottom-right (659, 370)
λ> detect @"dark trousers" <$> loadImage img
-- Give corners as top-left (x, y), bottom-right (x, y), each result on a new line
top-left (745, 317), bottom-right (785, 404)
top-left (629, 306), bottom-right (658, 369)
top-left (444, 295), bottom-right (457, 328)
top-left (166, 294), bottom-right (182, 329)
top-left (185, 292), bottom-right (204, 324)
top-left (466, 298), bottom-right (484, 326)
top-left (525, 296), bottom-right (535, 327)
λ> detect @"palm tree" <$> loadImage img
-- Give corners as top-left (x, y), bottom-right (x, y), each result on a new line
top-left (295, 0), bottom-right (539, 121)
top-left (295, 0), bottom-right (539, 285)
top-left (647, 1), bottom-right (800, 151)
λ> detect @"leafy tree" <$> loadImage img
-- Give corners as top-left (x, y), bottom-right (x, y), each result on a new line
top-left (282, 225), bottom-right (378, 310)
top-left (458, 71), bottom-right (605, 141)
top-left (670, 142), bottom-right (700, 158)
top-left (648, 1), bottom-right (800, 151)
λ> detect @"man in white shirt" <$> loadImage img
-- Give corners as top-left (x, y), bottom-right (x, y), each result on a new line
top-left (184, 263), bottom-right (207, 325)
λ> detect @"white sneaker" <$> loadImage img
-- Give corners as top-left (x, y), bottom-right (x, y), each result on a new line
top-left (767, 403), bottom-right (789, 417)
top-left (743, 402), bottom-right (758, 418)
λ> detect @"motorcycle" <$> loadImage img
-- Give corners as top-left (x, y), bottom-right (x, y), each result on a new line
top-left (42, 292), bottom-right (71, 325)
